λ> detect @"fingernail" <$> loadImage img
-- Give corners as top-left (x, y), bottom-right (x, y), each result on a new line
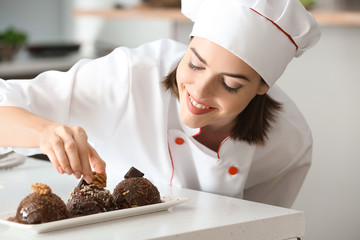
top-left (58, 166), bottom-right (64, 174)
top-left (65, 167), bottom-right (72, 175)
top-left (84, 174), bottom-right (93, 184)
top-left (74, 171), bottom-right (81, 179)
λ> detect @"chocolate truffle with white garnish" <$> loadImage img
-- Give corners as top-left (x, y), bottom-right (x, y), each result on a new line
top-left (67, 172), bottom-right (117, 217)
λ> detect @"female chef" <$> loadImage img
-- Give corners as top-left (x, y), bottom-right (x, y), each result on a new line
top-left (0, 0), bottom-right (320, 208)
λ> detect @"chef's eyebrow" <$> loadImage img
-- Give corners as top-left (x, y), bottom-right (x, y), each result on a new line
top-left (190, 47), bottom-right (250, 81)
top-left (221, 72), bottom-right (250, 81)
top-left (190, 47), bottom-right (208, 65)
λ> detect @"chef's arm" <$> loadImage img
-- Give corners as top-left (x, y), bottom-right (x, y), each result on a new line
top-left (0, 106), bottom-right (105, 183)
top-left (0, 106), bottom-right (53, 147)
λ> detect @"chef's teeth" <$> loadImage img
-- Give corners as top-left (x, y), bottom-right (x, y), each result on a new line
top-left (189, 96), bottom-right (210, 109)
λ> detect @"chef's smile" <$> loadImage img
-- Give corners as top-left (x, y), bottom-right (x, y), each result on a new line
top-left (186, 92), bottom-right (216, 115)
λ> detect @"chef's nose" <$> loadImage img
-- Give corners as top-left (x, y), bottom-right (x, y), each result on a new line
top-left (193, 74), bottom-right (216, 98)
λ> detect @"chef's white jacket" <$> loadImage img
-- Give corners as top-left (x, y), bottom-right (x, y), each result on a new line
top-left (0, 39), bottom-right (312, 208)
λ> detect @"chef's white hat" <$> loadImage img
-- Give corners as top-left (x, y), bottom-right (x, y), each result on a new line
top-left (181, 0), bottom-right (321, 87)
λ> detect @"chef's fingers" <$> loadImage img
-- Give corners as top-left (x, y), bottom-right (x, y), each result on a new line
top-left (68, 127), bottom-right (89, 180)
top-left (53, 125), bottom-right (86, 177)
top-left (50, 131), bottom-right (73, 176)
top-left (88, 144), bottom-right (106, 176)
top-left (74, 132), bottom-right (93, 184)
top-left (40, 142), bottom-right (64, 174)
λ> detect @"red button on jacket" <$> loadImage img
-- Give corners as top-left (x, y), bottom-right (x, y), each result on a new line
top-left (175, 137), bottom-right (185, 145)
top-left (228, 166), bottom-right (238, 175)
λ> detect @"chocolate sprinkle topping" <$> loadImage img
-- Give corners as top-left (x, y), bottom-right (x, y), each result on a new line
top-left (77, 178), bottom-right (90, 188)
top-left (124, 167), bottom-right (144, 179)
top-left (67, 184), bottom-right (117, 217)
top-left (77, 172), bottom-right (107, 188)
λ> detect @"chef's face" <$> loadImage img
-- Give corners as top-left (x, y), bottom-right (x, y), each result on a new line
top-left (176, 37), bottom-right (269, 130)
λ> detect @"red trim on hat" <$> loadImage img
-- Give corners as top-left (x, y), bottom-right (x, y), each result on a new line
top-left (250, 8), bottom-right (298, 51)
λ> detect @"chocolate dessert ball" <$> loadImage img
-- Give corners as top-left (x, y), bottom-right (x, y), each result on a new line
top-left (12, 183), bottom-right (68, 224)
top-left (113, 167), bottom-right (161, 209)
top-left (67, 172), bottom-right (117, 217)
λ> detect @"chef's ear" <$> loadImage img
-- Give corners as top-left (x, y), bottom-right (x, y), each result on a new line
top-left (257, 78), bottom-right (269, 95)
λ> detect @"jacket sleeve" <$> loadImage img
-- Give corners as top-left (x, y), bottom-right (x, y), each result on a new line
top-left (0, 59), bottom-right (90, 121)
top-left (0, 48), bottom-right (130, 155)
top-left (243, 145), bottom-right (311, 208)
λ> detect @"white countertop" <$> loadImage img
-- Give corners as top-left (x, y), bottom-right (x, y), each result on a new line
top-left (0, 158), bottom-right (305, 240)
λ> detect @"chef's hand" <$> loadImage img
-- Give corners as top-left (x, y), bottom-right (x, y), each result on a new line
top-left (39, 124), bottom-right (106, 184)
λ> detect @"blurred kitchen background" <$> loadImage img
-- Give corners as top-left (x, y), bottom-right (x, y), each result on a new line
top-left (0, 0), bottom-right (360, 239)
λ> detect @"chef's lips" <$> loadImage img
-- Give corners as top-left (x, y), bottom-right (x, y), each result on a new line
top-left (187, 92), bottom-right (216, 115)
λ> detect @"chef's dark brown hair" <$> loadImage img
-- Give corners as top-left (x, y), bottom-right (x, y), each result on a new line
top-left (162, 67), bottom-right (282, 146)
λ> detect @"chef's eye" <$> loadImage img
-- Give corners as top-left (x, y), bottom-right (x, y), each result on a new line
top-left (188, 61), bottom-right (203, 71)
top-left (221, 78), bottom-right (242, 94)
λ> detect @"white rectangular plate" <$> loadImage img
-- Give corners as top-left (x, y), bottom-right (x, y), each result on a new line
top-left (0, 195), bottom-right (189, 233)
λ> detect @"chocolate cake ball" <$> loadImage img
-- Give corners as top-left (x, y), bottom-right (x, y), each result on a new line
top-left (10, 183), bottom-right (68, 224)
top-left (67, 172), bottom-right (117, 217)
top-left (112, 167), bottom-right (161, 209)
